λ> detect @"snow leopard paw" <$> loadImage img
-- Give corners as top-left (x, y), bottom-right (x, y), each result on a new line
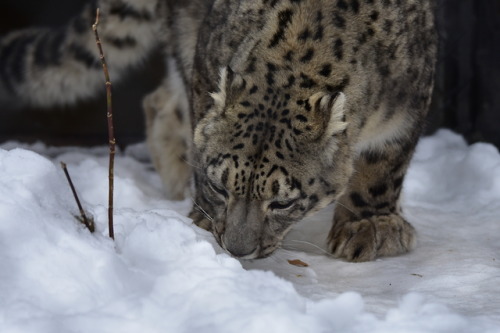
top-left (328, 214), bottom-right (417, 262)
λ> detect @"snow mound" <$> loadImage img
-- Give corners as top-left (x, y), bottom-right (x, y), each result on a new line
top-left (0, 130), bottom-right (499, 332)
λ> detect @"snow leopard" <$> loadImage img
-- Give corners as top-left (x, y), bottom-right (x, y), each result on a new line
top-left (0, 0), bottom-right (436, 261)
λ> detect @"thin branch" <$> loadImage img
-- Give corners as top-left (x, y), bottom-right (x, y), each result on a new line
top-left (93, 8), bottom-right (115, 240)
top-left (60, 162), bottom-right (95, 233)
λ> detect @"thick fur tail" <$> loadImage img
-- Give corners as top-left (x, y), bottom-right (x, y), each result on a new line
top-left (0, 0), bottom-right (165, 108)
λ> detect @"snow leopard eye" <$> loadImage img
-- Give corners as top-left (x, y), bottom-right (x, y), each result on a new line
top-left (269, 199), bottom-right (297, 211)
top-left (208, 181), bottom-right (228, 199)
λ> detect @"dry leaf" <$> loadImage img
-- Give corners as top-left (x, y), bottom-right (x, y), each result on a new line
top-left (287, 259), bottom-right (309, 267)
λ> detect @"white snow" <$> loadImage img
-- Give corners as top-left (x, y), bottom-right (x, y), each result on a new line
top-left (0, 129), bottom-right (499, 332)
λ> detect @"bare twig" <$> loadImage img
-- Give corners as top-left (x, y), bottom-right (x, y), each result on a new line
top-left (93, 8), bottom-right (115, 240)
top-left (60, 162), bottom-right (95, 233)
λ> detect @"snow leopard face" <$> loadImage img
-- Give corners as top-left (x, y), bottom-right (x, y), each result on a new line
top-left (189, 68), bottom-right (352, 259)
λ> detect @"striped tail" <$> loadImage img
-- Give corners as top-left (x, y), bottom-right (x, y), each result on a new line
top-left (0, 0), bottom-right (165, 108)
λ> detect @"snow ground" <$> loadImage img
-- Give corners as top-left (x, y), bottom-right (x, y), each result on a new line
top-left (0, 129), bottom-right (499, 332)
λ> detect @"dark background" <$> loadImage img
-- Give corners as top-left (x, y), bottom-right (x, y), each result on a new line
top-left (0, 0), bottom-right (499, 149)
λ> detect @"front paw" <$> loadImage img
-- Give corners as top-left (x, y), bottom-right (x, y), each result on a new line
top-left (328, 214), bottom-right (416, 262)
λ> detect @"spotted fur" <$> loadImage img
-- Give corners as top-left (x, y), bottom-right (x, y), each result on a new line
top-left (1, 0), bottom-right (436, 261)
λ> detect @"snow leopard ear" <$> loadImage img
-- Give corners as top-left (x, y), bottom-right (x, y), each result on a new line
top-left (307, 91), bottom-right (347, 137)
top-left (209, 67), bottom-right (246, 112)
top-left (309, 92), bottom-right (348, 164)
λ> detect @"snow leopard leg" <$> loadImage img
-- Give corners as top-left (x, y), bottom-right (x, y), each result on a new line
top-left (143, 59), bottom-right (191, 200)
top-left (328, 136), bottom-right (420, 262)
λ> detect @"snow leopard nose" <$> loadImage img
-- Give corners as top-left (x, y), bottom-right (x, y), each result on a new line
top-left (222, 199), bottom-right (263, 259)
top-left (221, 234), bottom-right (259, 259)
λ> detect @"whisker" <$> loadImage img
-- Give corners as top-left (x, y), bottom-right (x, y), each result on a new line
top-left (281, 245), bottom-right (303, 252)
top-left (278, 249), bottom-right (303, 259)
top-left (272, 250), bottom-right (299, 265)
top-left (335, 201), bottom-right (356, 215)
top-left (283, 239), bottom-right (334, 257)
top-left (190, 198), bottom-right (213, 222)
top-left (267, 254), bottom-right (282, 264)
top-left (181, 156), bottom-right (202, 170)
